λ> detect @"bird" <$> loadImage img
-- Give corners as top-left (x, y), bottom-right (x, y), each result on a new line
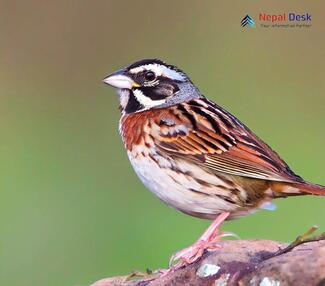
top-left (102, 58), bottom-right (325, 265)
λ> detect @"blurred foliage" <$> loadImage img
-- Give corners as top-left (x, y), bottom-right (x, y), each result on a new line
top-left (0, 1), bottom-right (324, 285)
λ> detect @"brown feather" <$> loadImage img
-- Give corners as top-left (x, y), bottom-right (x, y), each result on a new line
top-left (120, 99), bottom-right (324, 200)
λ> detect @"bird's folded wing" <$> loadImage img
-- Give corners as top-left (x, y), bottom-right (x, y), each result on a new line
top-left (154, 101), bottom-right (302, 183)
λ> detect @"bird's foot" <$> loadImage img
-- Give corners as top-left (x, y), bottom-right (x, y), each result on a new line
top-left (170, 235), bottom-right (223, 268)
top-left (169, 212), bottom-right (231, 268)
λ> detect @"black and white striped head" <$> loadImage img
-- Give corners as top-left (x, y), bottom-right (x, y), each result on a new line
top-left (103, 59), bottom-right (201, 114)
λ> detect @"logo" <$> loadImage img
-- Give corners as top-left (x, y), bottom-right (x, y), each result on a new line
top-left (241, 13), bottom-right (312, 29)
top-left (241, 15), bottom-right (255, 27)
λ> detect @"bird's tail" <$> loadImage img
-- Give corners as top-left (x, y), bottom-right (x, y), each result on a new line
top-left (291, 181), bottom-right (325, 196)
top-left (271, 181), bottom-right (325, 197)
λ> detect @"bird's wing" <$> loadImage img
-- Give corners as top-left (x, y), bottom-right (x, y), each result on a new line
top-left (152, 99), bottom-right (303, 183)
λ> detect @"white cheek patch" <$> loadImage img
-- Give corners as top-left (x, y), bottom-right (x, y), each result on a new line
top-left (129, 64), bottom-right (186, 81)
top-left (117, 89), bottom-right (130, 109)
top-left (133, 89), bottom-right (166, 108)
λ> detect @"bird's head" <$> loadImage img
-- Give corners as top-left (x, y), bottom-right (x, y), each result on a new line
top-left (103, 59), bottom-right (201, 114)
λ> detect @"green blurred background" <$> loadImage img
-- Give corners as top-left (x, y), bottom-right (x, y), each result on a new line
top-left (1, 1), bottom-right (324, 285)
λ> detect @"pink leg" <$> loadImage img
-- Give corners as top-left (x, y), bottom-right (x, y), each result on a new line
top-left (197, 212), bottom-right (230, 242)
top-left (170, 212), bottom-right (230, 267)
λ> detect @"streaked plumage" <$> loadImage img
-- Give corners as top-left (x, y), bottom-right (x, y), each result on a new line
top-left (103, 58), bottom-right (325, 264)
top-left (120, 96), bottom-right (324, 219)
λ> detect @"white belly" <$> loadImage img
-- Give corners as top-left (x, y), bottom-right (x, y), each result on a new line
top-left (127, 148), bottom-right (240, 219)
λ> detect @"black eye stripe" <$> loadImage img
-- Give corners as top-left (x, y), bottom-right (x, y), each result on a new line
top-left (128, 71), bottom-right (155, 84)
top-left (138, 87), bottom-right (168, 100)
top-left (134, 77), bottom-right (179, 101)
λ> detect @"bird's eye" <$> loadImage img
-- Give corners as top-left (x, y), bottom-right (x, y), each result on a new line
top-left (144, 71), bottom-right (156, 81)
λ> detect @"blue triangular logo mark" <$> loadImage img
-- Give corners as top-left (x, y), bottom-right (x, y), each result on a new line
top-left (241, 15), bottom-right (255, 27)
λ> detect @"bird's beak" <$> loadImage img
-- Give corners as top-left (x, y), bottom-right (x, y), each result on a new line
top-left (102, 69), bottom-right (140, 89)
